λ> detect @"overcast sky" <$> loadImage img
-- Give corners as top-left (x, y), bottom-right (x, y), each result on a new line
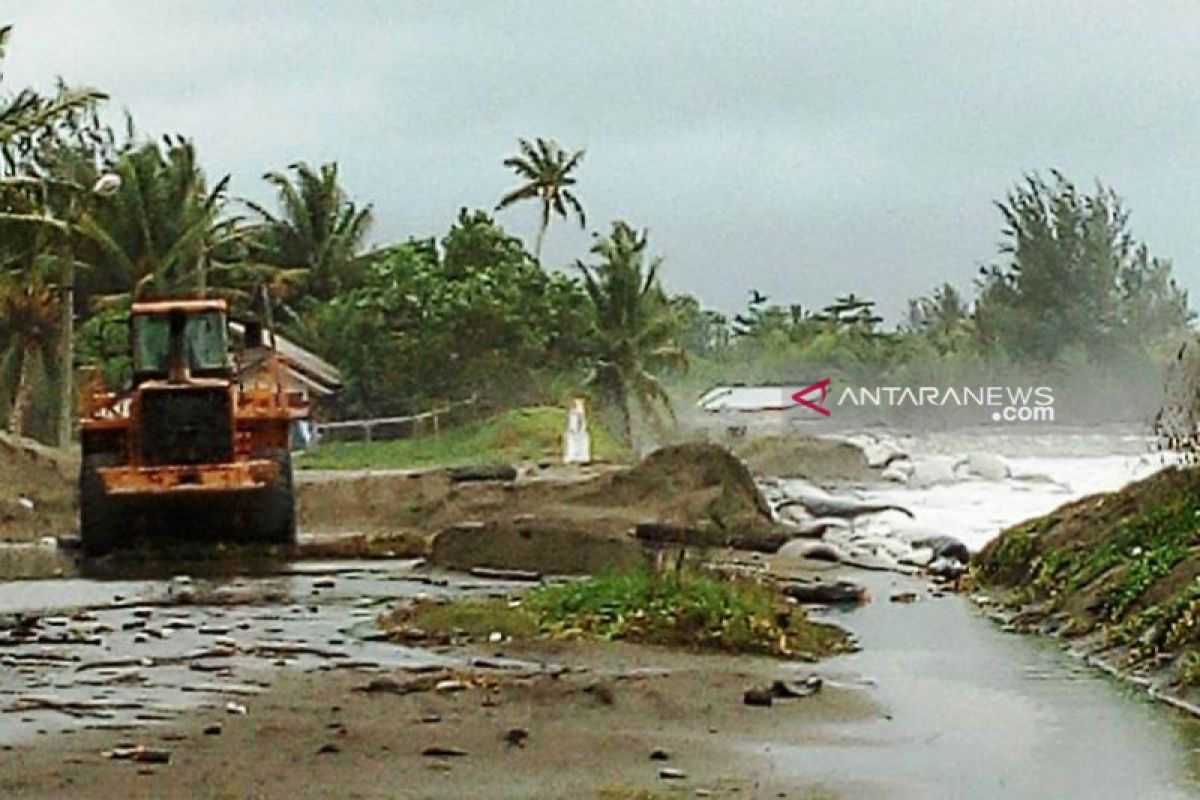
top-left (5, 1), bottom-right (1198, 321)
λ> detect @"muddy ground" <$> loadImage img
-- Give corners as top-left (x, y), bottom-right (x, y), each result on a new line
top-left (0, 639), bottom-right (871, 800)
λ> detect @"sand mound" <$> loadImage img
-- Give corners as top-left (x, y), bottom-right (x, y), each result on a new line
top-left (0, 433), bottom-right (76, 543)
top-left (424, 443), bottom-right (783, 574)
top-left (601, 441), bottom-right (772, 519)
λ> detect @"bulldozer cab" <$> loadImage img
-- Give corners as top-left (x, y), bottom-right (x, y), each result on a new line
top-left (131, 299), bottom-right (231, 386)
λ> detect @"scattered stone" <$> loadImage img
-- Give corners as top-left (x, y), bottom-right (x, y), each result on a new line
top-left (312, 579), bottom-right (336, 589)
top-left (963, 452), bottom-right (1011, 481)
top-left (770, 676), bottom-right (822, 699)
top-left (419, 714), bottom-right (441, 724)
top-left (890, 592), bottom-right (919, 604)
top-left (203, 723), bottom-right (222, 736)
top-left (908, 456), bottom-right (957, 488)
top-left (775, 540), bottom-right (848, 564)
top-left (928, 557), bottom-right (967, 579)
top-left (913, 535), bottom-right (970, 565)
top-left (742, 687), bottom-right (774, 707)
top-left (434, 679), bottom-right (468, 693)
top-left (780, 579), bottom-right (866, 605)
top-left (659, 767), bottom-right (687, 780)
top-left (358, 673), bottom-right (447, 696)
top-left (224, 702), bottom-right (247, 716)
top-left (649, 748), bottom-right (671, 761)
top-left (316, 743), bottom-right (341, 755)
top-left (582, 682), bottom-right (615, 705)
top-left (504, 728), bottom-right (529, 748)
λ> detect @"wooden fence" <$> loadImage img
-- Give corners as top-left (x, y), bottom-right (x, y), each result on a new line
top-left (315, 396), bottom-right (478, 443)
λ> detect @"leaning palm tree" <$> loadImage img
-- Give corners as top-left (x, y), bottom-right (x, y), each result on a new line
top-left (0, 26), bottom-right (106, 153)
top-left (577, 221), bottom-right (686, 442)
top-left (496, 137), bottom-right (585, 260)
top-left (242, 161), bottom-right (373, 303)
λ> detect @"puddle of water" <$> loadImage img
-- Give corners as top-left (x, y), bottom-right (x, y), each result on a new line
top-left (767, 430), bottom-right (1198, 799)
top-left (0, 560), bottom-right (533, 745)
top-left (781, 575), bottom-right (1200, 799)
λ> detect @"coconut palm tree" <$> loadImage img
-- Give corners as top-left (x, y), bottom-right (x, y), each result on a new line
top-left (577, 221), bottom-right (685, 442)
top-left (496, 138), bottom-right (585, 260)
top-left (76, 136), bottom-right (234, 301)
top-left (242, 161), bottom-right (373, 304)
top-left (0, 26), bottom-right (105, 153)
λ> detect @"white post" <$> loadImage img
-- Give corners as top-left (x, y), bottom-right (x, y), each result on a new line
top-left (563, 398), bottom-right (591, 464)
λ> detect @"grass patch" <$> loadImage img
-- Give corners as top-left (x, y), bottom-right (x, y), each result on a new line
top-left (386, 568), bottom-right (849, 659)
top-left (402, 597), bottom-right (539, 640)
top-left (300, 406), bottom-right (628, 470)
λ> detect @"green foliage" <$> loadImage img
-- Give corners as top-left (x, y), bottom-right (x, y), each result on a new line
top-left (527, 568), bottom-right (846, 657)
top-left (402, 598), bottom-right (539, 641)
top-left (75, 300), bottom-right (130, 388)
top-left (577, 221), bottom-right (686, 442)
top-left (393, 568), bottom-right (849, 659)
top-left (294, 211), bottom-right (592, 417)
top-left (0, 25), bottom-right (107, 158)
top-left (77, 136), bottom-right (234, 301)
top-left (975, 171), bottom-right (1191, 364)
top-left (300, 405), bottom-right (627, 470)
top-left (242, 161), bottom-right (372, 304)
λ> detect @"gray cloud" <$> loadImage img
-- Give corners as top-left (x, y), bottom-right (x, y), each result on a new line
top-left (5, 1), bottom-right (1198, 319)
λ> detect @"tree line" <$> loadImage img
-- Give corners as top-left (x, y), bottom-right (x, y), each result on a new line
top-left (0, 26), bottom-right (1193, 445)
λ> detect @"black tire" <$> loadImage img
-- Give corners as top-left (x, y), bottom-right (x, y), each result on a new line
top-left (249, 448), bottom-right (296, 545)
top-left (80, 454), bottom-right (121, 556)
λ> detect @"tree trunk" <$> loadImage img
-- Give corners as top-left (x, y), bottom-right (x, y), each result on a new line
top-left (7, 347), bottom-right (33, 437)
top-left (534, 203), bottom-right (550, 261)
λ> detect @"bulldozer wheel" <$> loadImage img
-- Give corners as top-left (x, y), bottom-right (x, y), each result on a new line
top-left (80, 454), bottom-right (121, 556)
top-left (250, 448), bottom-right (296, 545)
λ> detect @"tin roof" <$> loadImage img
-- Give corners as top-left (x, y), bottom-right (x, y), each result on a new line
top-left (131, 299), bottom-right (229, 315)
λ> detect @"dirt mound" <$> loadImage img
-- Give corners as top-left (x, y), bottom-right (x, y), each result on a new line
top-left (431, 518), bottom-right (646, 575)
top-left (602, 441), bottom-right (772, 518)
top-left (432, 444), bottom-right (781, 573)
top-left (977, 466), bottom-right (1200, 695)
top-left (734, 435), bottom-right (875, 483)
top-left (0, 433), bottom-right (76, 543)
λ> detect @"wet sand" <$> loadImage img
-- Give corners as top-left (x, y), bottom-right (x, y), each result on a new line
top-left (0, 640), bottom-right (874, 800)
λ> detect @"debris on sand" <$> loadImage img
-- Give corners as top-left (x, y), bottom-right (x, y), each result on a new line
top-left (104, 745), bottom-right (171, 764)
top-left (421, 745), bottom-right (467, 758)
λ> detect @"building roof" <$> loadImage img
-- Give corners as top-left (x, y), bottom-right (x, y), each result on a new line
top-left (229, 322), bottom-right (343, 396)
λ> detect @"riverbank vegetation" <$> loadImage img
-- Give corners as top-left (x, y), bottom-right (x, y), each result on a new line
top-left (1, 25), bottom-right (1195, 447)
top-left (976, 466), bottom-right (1200, 688)
top-left (386, 568), bottom-right (850, 659)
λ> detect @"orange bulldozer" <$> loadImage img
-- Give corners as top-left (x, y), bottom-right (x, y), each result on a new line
top-left (78, 298), bottom-right (308, 555)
